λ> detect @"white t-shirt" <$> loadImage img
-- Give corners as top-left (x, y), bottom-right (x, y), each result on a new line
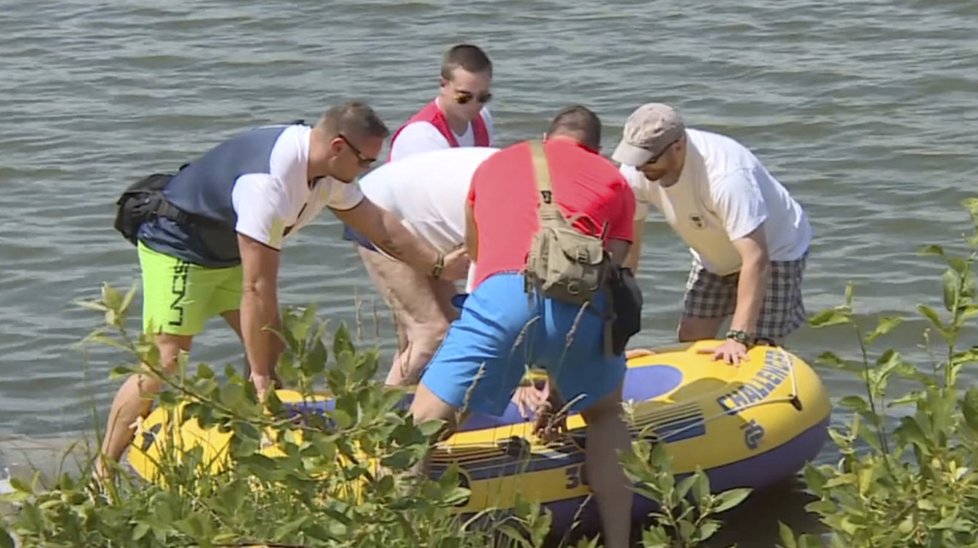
top-left (621, 128), bottom-right (811, 275)
top-left (358, 146), bottom-right (500, 253)
top-left (231, 125), bottom-right (364, 250)
top-left (388, 105), bottom-right (495, 161)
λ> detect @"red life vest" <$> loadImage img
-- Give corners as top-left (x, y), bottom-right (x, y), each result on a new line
top-left (388, 100), bottom-right (490, 160)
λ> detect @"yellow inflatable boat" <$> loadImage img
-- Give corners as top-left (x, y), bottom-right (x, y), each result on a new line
top-left (128, 341), bottom-right (830, 530)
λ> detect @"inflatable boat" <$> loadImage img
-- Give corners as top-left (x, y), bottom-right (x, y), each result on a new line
top-left (127, 340), bottom-right (830, 530)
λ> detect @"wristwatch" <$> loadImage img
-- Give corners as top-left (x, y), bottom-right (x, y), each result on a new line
top-left (725, 329), bottom-right (755, 347)
top-left (430, 252), bottom-right (445, 279)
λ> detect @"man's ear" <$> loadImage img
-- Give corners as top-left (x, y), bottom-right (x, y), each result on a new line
top-left (328, 136), bottom-right (344, 155)
top-left (541, 132), bottom-right (549, 143)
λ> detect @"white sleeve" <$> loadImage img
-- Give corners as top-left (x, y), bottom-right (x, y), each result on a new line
top-left (712, 168), bottom-right (769, 240)
top-left (322, 178), bottom-right (365, 211)
top-left (480, 108), bottom-right (495, 146)
top-left (232, 174), bottom-right (291, 250)
top-left (389, 122), bottom-right (449, 161)
top-left (618, 164), bottom-right (651, 221)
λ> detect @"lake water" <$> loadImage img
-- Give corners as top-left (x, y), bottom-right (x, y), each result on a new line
top-left (2, 1), bottom-right (977, 544)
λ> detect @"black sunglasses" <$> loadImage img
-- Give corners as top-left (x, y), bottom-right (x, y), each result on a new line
top-left (644, 138), bottom-right (681, 165)
top-left (454, 90), bottom-right (493, 105)
top-left (338, 134), bottom-right (377, 167)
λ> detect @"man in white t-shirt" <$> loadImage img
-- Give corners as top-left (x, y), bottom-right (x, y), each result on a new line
top-left (354, 146), bottom-right (499, 385)
top-left (98, 102), bottom-right (470, 475)
top-left (612, 103), bottom-right (812, 364)
top-left (386, 44), bottom-right (495, 161)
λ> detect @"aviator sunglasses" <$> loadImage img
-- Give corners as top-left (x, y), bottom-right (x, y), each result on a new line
top-left (453, 90), bottom-right (493, 105)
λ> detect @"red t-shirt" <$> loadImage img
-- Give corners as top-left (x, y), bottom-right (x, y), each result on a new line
top-left (467, 139), bottom-right (636, 289)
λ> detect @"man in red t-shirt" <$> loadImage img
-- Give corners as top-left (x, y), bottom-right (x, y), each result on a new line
top-left (409, 106), bottom-right (636, 548)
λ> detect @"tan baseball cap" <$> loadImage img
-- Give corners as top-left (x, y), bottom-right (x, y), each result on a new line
top-left (611, 103), bottom-right (686, 165)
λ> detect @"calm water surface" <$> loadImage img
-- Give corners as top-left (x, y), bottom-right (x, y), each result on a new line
top-left (2, 1), bottom-right (977, 544)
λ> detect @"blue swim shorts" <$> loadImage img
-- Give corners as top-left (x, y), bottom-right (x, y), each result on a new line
top-left (420, 272), bottom-right (626, 417)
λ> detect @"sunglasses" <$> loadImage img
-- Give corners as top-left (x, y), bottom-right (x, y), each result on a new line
top-left (643, 138), bottom-right (681, 165)
top-left (338, 134), bottom-right (377, 167)
top-left (453, 90), bottom-right (493, 105)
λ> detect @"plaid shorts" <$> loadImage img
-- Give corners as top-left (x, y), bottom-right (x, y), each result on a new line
top-left (682, 252), bottom-right (808, 340)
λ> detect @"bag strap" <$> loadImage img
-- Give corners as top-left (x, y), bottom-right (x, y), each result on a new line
top-left (529, 140), bottom-right (609, 236)
top-left (528, 140), bottom-right (564, 220)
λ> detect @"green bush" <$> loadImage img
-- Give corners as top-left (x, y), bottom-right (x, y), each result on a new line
top-left (0, 280), bottom-right (751, 547)
top-left (781, 197), bottom-right (978, 548)
top-left (622, 439), bottom-right (751, 547)
top-left (1, 288), bottom-right (550, 547)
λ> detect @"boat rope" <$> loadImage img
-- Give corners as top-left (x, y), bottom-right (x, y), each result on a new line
top-left (651, 346), bottom-right (803, 442)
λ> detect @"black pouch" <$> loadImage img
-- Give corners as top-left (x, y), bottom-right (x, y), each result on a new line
top-left (113, 173), bottom-right (180, 245)
top-left (604, 267), bottom-right (643, 356)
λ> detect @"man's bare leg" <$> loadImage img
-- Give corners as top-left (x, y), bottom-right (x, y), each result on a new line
top-left (357, 247), bottom-right (457, 386)
top-left (96, 333), bottom-right (191, 476)
top-left (405, 381), bottom-right (461, 484)
top-left (580, 386), bottom-right (632, 548)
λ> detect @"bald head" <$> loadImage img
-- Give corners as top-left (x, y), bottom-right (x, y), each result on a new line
top-left (546, 105), bottom-right (602, 151)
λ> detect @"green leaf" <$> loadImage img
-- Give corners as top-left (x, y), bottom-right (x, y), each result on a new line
top-left (838, 396), bottom-right (869, 413)
top-left (713, 487), bottom-right (751, 513)
top-left (330, 409), bottom-right (354, 429)
top-left (917, 304), bottom-right (950, 339)
top-left (943, 269), bottom-right (961, 312)
top-left (495, 524), bottom-right (530, 547)
top-left (778, 521), bottom-right (798, 548)
top-left (697, 520), bottom-right (720, 542)
top-left (866, 316), bottom-right (903, 344)
top-left (853, 422), bottom-right (883, 453)
top-left (8, 477), bottom-right (33, 494)
top-left (808, 308), bottom-right (851, 328)
top-left (691, 470), bottom-right (711, 504)
top-left (897, 415), bottom-right (931, 454)
top-left (961, 304), bottom-right (978, 321)
top-left (101, 283), bottom-right (123, 310)
top-left (0, 526), bottom-right (14, 548)
top-left (799, 534), bottom-right (827, 548)
top-left (805, 499), bottom-right (838, 516)
top-left (120, 282), bottom-right (138, 314)
top-left (75, 299), bottom-right (109, 313)
top-left (947, 256), bottom-right (970, 276)
top-left (133, 521), bottom-right (151, 541)
top-left (273, 516), bottom-right (311, 542)
top-left (857, 465), bottom-right (876, 495)
top-left (952, 347), bottom-right (978, 367)
top-left (962, 388), bottom-right (978, 431)
top-left (803, 465), bottom-right (827, 494)
top-left (333, 324), bottom-right (355, 358)
top-left (918, 244), bottom-right (946, 258)
top-left (844, 282), bottom-right (855, 307)
top-left (874, 349), bottom-right (905, 383)
top-left (675, 473), bottom-right (698, 500)
top-left (643, 526), bottom-right (671, 547)
top-left (916, 498), bottom-right (937, 511)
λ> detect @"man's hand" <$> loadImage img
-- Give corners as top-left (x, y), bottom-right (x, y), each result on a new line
top-left (513, 380), bottom-right (567, 444)
top-left (440, 247), bottom-right (470, 281)
top-left (514, 382), bottom-right (550, 419)
top-left (625, 348), bottom-right (656, 360)
top-left (250, 370), bottom-right (282, 401)
top-left (699, 339), bottom-right (749, 366)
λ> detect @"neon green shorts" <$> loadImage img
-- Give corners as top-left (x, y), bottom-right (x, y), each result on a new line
top-left (138, 242), bottom-right (242, 336)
